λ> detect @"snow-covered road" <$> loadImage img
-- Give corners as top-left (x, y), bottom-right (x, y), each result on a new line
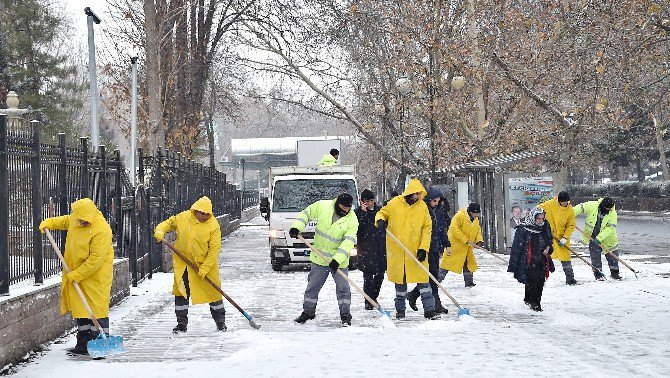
top-left (10, 217), bottom-right (670, 377)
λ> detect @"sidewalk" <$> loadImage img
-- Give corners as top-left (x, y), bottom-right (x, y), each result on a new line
top-left (9, 218), bottom-right (670, 377)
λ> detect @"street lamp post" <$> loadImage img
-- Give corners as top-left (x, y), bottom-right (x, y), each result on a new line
top-left (85, 7), bottom-right (101, 152)
top-left (395, 77), bottom-right (412, 184)
top-left (130, 54), bottom-right (138, 186)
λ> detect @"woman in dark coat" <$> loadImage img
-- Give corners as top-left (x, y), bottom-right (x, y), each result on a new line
top-left (507, 206), bottom-right (555, 312)
top-left (355, 189), bottom-right (387, 310)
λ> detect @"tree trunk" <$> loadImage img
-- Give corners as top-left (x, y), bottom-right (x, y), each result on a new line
top-left (652, 111), bottom-right (670, 180)
top-left (143, 0), bottom-right (164, 153)
top-left (466, 0), bottom-right (486, 131)
top-left (636, 156), bottom-right (644, 182)
top-left (206, 116), bottom-right (215, 168)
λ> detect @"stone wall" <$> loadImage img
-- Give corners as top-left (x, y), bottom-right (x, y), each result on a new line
top-left (0, 259), bottom-right (129, 368)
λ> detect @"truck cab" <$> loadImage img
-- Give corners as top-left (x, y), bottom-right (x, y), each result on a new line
top-left (265, 166), bottom-right (358, 271)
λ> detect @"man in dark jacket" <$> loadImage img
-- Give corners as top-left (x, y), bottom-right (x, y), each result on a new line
top-left (407, 188), bottom-right (450, 314)
top-left (355, 189), bottom-right (387, 310)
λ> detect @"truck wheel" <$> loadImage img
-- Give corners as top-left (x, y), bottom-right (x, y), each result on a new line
top-left (271, 255), bottom-right (283, 271)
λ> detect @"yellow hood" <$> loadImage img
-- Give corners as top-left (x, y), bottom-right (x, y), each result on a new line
top-left (401, 178), bottom-right (427, 201)
top-left (191, 196), bottom-right (213, 215)
top-left (70, 198), bottom-right (100, 224)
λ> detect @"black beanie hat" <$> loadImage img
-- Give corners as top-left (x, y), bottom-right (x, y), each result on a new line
top-left (601, 197), bottom-right (614, 209)
top-left (361, 189), bottom-right (375, 201)
top-left (467, 202), bottom-right (481, 213)
top-left (336, 193), bottom-right (353, 207)
top-left (558, 191), bottom-right (570, 202)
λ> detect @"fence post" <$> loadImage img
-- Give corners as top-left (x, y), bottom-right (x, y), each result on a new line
top-left (114, 149), bottom-right (123, 257)
top-left (31, 120), bottom-right (43, 285)
top-left (155, 147), bottom-right (164, 271)
top-left (99, 145), bottom-right (108, 216)
top-left (58, 133), bottom-right (68, 253)
top-left (80, 137), bottom-right (89, 198)
top-left (0, 115), bottom-right (9, 295)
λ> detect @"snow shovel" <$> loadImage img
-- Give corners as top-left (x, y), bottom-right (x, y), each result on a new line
top-left (552, 237), bottom-right (608, 280)
top-left (161, 240), bottom-right (261, 329)
top-left (297, 234), bottom-right (394, 323)
top-left (574, 226), bottom-right (639, 279)
top-left (385, 229), bottom-right (471, 318)
top-left (44, 228), bottom-right (126, 358)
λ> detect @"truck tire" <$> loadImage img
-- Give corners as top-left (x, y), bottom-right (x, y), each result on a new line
top-left (271, 255), bottom-right (283, 272)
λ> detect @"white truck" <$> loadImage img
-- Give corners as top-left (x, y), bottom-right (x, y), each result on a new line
top-left (260, 165), bottom-right (359, 271)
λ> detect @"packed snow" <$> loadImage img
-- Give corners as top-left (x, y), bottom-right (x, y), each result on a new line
top-left (7, 217), bottom-right (670, 377)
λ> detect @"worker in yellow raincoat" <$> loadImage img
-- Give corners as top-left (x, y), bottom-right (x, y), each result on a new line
top-left (39, 198), bottom-right (114, 356)
top-left (539, 191), bottom-right (577, 285)
top-left (154, 196), bottom-right (225, 333)
top-left (375, 178), bottom-right (439, 320)
top-left (439, 203), bottom-right (482, 287)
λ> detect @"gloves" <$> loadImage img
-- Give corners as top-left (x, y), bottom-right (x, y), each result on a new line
top-left (289, 227), bottom-right (300, 238)
top-left (38, 220), bottom-right (48, 234)
top-left (417, 249), bottom-right (427, 262)
top-left (558, 237), bottom-right (567, 246)
top-left (328, 259), bottom-right (339, 272)
top-left (376, 219), bottom-right (388, 230)
top-left (154, 230), bottom-right (165, 242)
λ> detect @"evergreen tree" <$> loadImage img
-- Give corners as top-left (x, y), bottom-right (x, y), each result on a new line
top-left (0, 0), bottom-right (85, 134)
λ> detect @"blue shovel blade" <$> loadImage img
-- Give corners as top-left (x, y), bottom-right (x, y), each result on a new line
top-left (87, 334), bottom-right (126, 358)
top-left (377, 307), bottom-right (392, 319)
top-left (457, 306), bottom-right (470, 316)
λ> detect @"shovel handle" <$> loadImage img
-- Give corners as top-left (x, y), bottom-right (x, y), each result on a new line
top-left (298, 235), bottom-right (386, 313)
top-left (385, 229), bottom-right (461, 308)
top-left (574, 226), bottom-right (638, 274)
top-left (473, 245), bottom-right (508, 264)
top-left (44, 228), bottom-right (107, 338)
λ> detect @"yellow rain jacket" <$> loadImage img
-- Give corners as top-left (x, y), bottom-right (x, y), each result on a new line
top-left (375, 179), bottom-right (431, 284)
top-left (316, 154), bottom-right (338, 166)
top-left (440, 208), bottom-right (481, 274)
top-left (154, 197), bottom-right (223, 304)
top-left (574, 198), bottom-right (619, 252)
top-left (39, 198), bottom-right (114, 318)
top-left (291, 198), bottom-right (359, 267)
top-left (539, 196), bottom-right (576, 262)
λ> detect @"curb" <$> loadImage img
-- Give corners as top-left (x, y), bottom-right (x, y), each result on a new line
top-left (617, 211), bottom-right (670, 221)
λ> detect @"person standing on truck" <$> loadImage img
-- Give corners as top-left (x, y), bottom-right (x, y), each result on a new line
top-left (317, 148), bottom-right (339, 166)
top-left (291, 193), bottom-right (359, 326)
top-left (354, 189), bottom-right (387, 310)
top-left (375, 178), bottom-right (440, 320)
top-left (153, 196), bottom-right (227, 333)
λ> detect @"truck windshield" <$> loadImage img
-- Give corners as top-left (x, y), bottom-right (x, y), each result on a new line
top-left (273, 179), bottom-right (358, 212)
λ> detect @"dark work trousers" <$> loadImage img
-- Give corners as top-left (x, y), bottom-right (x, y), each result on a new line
top-left (408, 252), bottom-right (441, 306)
top-left (363, 271), bottom-right (385, 303)
top-left (75, 317), bottom-right (109, 349)
top-left (524, 261), bottom-right (545, 306)
top-left (175, 270), bottom-right (226, 326)
top-left (588, 241), bottom-right (619, 274)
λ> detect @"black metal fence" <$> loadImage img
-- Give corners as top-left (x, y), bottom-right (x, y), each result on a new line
top-left (0, 114), bottom-right (258, 294)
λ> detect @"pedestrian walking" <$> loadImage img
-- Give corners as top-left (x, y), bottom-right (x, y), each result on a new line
top-left (539, 191), bottom-right (578, 285)
top-left (291, 193), bottom-right (359, 326)
top-left (354, 189), bottom-right (387, 310)
top-left (407, 188), bottom-right (450, 314)
top-left (574, 197), bottom-right (621, 280)
top-left (39, 198), bottom-right (114, 356)
top-left (439, 203), bottom-right (482, 287)
top-left (154, 196), bottom-right (227, 333)
top-left (375, 178), bottom-right (439, 320)
top-left (507, 206), bottom-right (555, 312)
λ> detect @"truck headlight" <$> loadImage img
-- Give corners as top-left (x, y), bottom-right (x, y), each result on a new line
top-left (350, 247), bottom-right (358, 256)
top-left (269, 229), bottom-right (285, 238)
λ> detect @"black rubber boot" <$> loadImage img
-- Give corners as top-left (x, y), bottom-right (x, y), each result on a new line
top-left (566, 276), bottom-right (578, 285)
top-left (407, 290), bottom-right (419, 311)
top-left (424, 310), bottom-right (441, 320)
top-left (294, 311), bottom-right (315, 324)
top-left (364, 301), bottom-right (374, 310)
top-left (173, 323), bottom-right (188, 334)
top-left (216, 322), bottom-right (227, 331)
top-left (340, 313), bottom-right (352, 327)
top-left (66, 331), bottom-right (92, 355)
top-left (611, 269), bottom-right (622, 280)
top-left (395, 310), bottom-right (405, 319)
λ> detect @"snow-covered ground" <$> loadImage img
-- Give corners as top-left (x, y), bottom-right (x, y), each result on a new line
top-left (7, 217), bottom-right (670, 377)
